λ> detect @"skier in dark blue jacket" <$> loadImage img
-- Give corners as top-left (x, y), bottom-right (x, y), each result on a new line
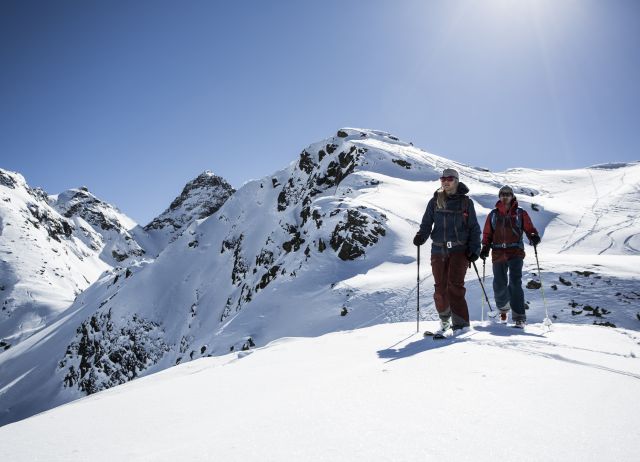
top-left (414, 168), bottom-right (481, 336)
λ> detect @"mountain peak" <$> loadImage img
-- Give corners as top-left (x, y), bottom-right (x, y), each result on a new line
top-left (169, 171), bottom-right (234, 213)
top-left (0, 168), bottom-right (28, 191)
top-left (335, 127), bottom-right (410, 144)
top-left (143, 171), bottom-right (235, 241)
top-left (55, 187), bottom-right (129, 229)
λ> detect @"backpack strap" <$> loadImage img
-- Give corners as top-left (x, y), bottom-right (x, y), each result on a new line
top-left (462, 196), bottom-right (470, 229)
top-left (512, 207), bottom-right (523, 237)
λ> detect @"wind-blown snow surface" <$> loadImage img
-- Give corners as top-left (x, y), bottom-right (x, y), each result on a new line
top-left (1, 128), bottom-right (639, 432)
top-left (1, 321), bottom-right (639, 462)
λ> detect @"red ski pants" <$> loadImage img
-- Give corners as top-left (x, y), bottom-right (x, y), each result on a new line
top-left (431, 252), bottom-right (470, 327)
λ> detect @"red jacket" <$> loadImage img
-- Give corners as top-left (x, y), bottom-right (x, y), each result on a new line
top-left (482, 199), bottom-right (538, 263)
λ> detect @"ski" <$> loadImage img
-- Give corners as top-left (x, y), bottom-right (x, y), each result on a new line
top-left (423, 329), bottom-right (452, 339)
top-left (424, 327), bottom-right (472, 340)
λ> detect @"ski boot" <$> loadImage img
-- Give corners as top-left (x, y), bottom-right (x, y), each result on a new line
top-left (424, 319), bottom-right (452, 339)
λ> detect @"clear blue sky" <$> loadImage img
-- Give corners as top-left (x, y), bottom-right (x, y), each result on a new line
top-left (2, 0), bottom-right (639, 224)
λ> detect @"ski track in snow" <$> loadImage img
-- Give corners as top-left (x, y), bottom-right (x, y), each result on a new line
top-left (600, 216), bottom-right (636, 255)
top-left (623, 233), bottom-right (640, 253)
top-left (598, 172), bottom-right (638, 254)
top-left (488, 341), bottom-right (640, 380)
top-left (559, 170), bottom-right (601, 253)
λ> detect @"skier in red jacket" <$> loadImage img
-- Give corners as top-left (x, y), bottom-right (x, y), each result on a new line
top-left (480, 185), bottom-right (541, 327)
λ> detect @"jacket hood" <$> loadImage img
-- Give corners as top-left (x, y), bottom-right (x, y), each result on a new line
top-left (456, 182), bottom-right (470, 196)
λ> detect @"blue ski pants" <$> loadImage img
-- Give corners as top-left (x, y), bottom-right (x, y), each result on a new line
top-left (492, 257), bottom-right (526, 321)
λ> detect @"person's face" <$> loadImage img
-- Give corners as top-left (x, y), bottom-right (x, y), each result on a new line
top-left (500, 191), bottom-right (513, 206)
top-left (440, 176), bottom-right (457, 194)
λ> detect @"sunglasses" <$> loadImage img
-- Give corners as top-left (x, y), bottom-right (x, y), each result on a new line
top-left (500, 192), bottom-right (513, 197)
top-left (440, 176), bottom-right (457, 182)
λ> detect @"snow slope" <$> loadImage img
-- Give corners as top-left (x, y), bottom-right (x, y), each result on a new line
top-left (1, 321), bottom-right (639, 462)
top-left (0, 168), bottom-right (234, 352)
top-left (0, 170), bottom-right (111, 346)
top-left (1, 128), bottom-right (639, 429)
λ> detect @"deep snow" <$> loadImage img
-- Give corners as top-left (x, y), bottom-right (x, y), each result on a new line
top-left (1, 321), bottom-right (639, 461)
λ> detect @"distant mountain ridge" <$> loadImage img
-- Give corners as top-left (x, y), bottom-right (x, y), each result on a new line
top-left (0, 168), bottom-right (235, 352)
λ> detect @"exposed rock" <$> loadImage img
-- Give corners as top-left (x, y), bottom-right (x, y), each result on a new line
top-left (257, 265), bottom-right (280, 291)
top-left (526, 280), bottom-right (542, 289)
top-left (330, 209), bottom-right (386, 261)
top-left (282, 225), bottom-right (305, 253)
top-left (59, 310), bottom-right (168, 395)
top-left (26, 203), bottom-right (73, 242)
top-left (298, 150), bottom-right (316, 174)
top-left (0, 170), bottom-right (17, 189)
top-left (60, 190), bottom-right (120, 231)
top-left (392, 159), bottom-right (412, 169)
top-left (111, 250), bottom-right (128, 262)
top-left (574, 270), bottom-right (595, 277)
top-left (145, 171), bottom-right (234, 232)
top-left (221, 235), bottom-right (247, 286)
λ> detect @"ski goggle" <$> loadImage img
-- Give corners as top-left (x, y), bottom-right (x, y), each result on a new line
top-left (499, 192), bottom-right (513, 197)
top-left (440, 176), bottom-right (456, 182)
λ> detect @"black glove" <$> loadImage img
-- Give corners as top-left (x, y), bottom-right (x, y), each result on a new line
top-left (530, 234), bottom-right (541, 247)
top-left (466, 251), bottom-right (479, 262)
top-left (413, 233), bottom-right (427, 246)
top-left (480, 245), bottom-right (490, 260)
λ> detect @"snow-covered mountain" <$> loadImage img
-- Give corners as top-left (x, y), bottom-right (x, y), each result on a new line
top-left (0, 168), bottom-right (234, 353)
top-left (0, 170), bottom-right (112, 348)
top-left (136, 170), bottom-right (235, 256)
top-left (1, 128), bottom-right (639, 429)
top-left (52, 186), bottom-right (146, 265)
top-left (1, 321), bottom-right (639, 461)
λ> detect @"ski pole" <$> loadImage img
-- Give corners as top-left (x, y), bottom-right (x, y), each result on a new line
top-left (481, 259), bottom-right (486, 322)
top-left (416, 245), bottom-right (420, 333)
top-left (534, 245), bottom-right (552, 328)
top-left (472, 261), bottom-right (494, 314)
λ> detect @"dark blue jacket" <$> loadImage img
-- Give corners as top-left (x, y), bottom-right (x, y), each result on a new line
top-left (417, 182), bottom-right (481, 256)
